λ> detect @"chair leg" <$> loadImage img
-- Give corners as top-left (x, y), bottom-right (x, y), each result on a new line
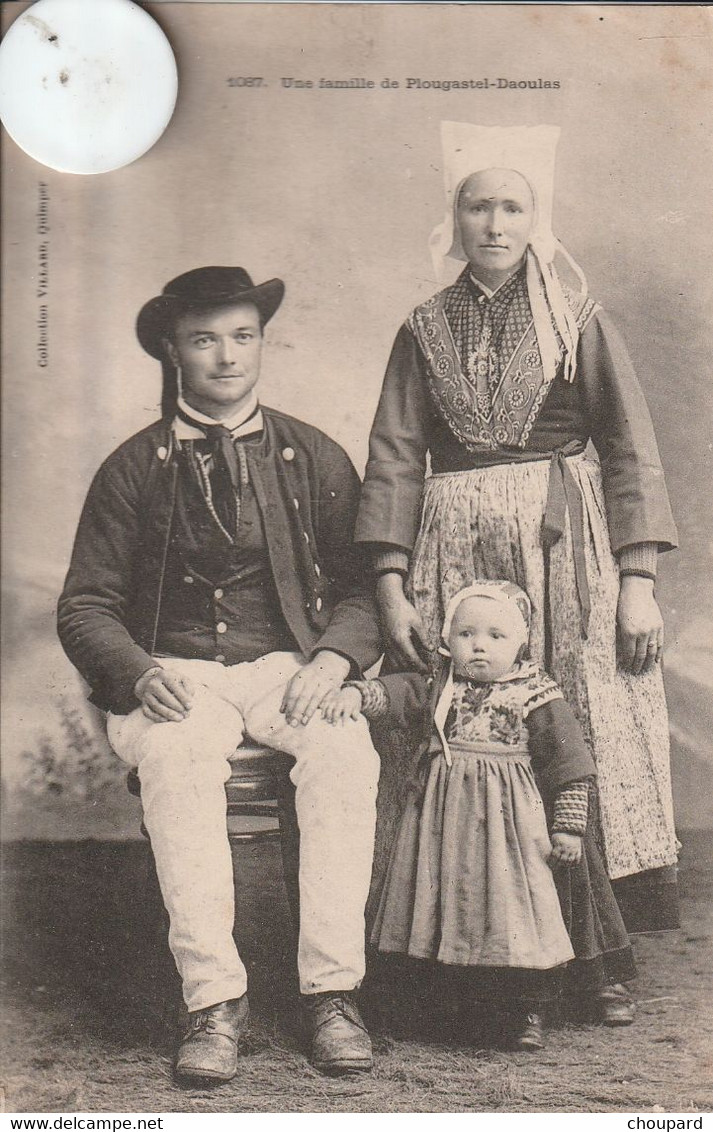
top-left (276, 778), bottom-right (300, 930)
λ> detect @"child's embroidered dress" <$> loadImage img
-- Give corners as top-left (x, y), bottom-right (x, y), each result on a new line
top-left (372, 662), bottom-right (578, 967)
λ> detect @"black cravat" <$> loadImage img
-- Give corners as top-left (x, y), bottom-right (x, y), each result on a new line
top-left (203, 423), bottom-right (240, 491)
top-left (175, 406), bottom-right (259, 537)
top-left (204, 423), bottom-right (241, 535)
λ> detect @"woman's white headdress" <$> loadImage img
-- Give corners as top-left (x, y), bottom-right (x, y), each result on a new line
top-left (429, 122), bottom-right (587, 383)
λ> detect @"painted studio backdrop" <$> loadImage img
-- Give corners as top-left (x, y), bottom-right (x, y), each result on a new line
top-left (1, 3), bottom-right (711, 839)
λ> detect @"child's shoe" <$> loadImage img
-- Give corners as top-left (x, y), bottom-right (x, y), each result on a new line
top-left (513, 1012), bottom-right (545, 1051)
top-left (596, 983), bottom-right (635, 1026)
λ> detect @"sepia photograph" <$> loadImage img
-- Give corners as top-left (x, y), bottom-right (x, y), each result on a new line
top-left (1, 0), bottom-right (712, 1117)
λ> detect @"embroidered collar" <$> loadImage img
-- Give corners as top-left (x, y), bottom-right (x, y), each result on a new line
top-left (457, 659), bottom-right (539, 686)
top-left (173, 394), bottom-right (263, 441)
top-left (468, 265), bottom-right (525, 304)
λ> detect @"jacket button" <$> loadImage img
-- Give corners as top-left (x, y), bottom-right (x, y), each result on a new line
top-left (303, 531), bottom-right (309, 543)
top-left (316, 597), bottom-right (323, 612)
top-left (282, 447), bottom-right (295, 462)
top-left (214, 588), bottom-right (224, 600)
top-left (293, 497), bottom-right (300, 510)
top-left (216, 621), bottom-right (227, 634)
top-left (314, 563), bottom-right (321, 577)
top-left (184, 576), bottom-right (193, 584)
top-left (215, 654), bottom-right (226, 664)
top-left (157, 446), bottom-right (168, 461)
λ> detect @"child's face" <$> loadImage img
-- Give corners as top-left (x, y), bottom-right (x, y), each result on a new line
top-left (448, 596), bottom-right (525, 682)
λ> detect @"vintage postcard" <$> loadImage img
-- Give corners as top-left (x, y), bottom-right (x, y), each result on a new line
top-left (1, 1), bottom-right (711, 1116)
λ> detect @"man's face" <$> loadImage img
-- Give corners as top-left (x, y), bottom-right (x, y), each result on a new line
top-left (166, 302), bottom-right (263, 420)
top-left (456, 168), bottom-right (534, 287)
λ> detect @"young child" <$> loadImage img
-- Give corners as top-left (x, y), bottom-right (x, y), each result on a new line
top-left (323, 580), bottom-right (636, 1049)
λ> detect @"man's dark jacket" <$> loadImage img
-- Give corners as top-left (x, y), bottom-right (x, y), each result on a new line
top-left (57, 407), bottom-right (382, 715)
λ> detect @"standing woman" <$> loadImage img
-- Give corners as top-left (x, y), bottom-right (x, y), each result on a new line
top-left (356, 124), bottom-right (679, 927)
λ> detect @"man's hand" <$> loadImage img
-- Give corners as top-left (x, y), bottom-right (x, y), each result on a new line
top-left (280, 651), bottom-right (351, 727)
top-left (134, 665), bottom-right (195, 723)
top-left (377, 573), bottom-right (430, 673)
top-left (321, 685), bottom-right (363, 726)
top-left (549, 831), bottom-right (583, 867)
top-left (617, 575), bottom-right (664, 675)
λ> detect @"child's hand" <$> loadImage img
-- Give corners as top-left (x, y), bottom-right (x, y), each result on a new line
top-left (549, 831), bottom-right (583, 867)
top-left (321, 685), bottom-right (363, 726)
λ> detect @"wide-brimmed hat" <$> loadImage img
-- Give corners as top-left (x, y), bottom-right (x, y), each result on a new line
top-left (136, 266), bottom-right (285, 359)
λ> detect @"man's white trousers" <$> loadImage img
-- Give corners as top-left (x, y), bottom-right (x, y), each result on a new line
top-left (107, 652), bottom-right (380, 1012)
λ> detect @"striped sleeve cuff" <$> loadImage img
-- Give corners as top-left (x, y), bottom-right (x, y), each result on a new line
top-left (373, 549), bottom-right (410, 576)
top-left (552, 779), bottom-right (590, 836)
top-left (343, 679), bottom-right (390, 720)
top-left (618, 542), bottom-right (658, 580)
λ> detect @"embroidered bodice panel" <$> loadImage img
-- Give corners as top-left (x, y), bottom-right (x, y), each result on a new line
top-left (444, 665), bottom-right (562, 749)
top-left (409, 268), bottom-right (597, 452)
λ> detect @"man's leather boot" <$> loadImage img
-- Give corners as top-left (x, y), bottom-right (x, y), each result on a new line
top-left (303, 990), bottom-right (373, 1075)
top-left (174, 995), bottom-right (250, 1082)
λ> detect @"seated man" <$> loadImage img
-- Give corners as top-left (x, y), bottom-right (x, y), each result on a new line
top-left (57, 267), bottom-right (382, 1084)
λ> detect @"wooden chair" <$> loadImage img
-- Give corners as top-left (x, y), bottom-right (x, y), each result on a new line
top-left (127, 744), bottom-right (300, 925)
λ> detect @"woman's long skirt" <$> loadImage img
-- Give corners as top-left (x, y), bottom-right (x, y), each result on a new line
top-left (407, 453), bottom-right (678, 899)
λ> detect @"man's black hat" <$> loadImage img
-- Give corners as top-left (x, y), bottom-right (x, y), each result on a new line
top-left (136, 266), bottom-right (285, 359)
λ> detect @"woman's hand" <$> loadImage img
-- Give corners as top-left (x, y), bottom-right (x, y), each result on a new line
top-left (549, 831), bottom-right (583, 867)
top-left (616, 575), bottom-right (664, 675)
top-left (134, 665), bottom-right (195, 723)
top-left (377, 573), bottom-right (430, 673)
top-left (280, 650), bottom-right (351, 727)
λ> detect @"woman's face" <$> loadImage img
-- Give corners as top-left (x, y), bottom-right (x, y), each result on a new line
top-left (456, 168), bottom-right (535, 288)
